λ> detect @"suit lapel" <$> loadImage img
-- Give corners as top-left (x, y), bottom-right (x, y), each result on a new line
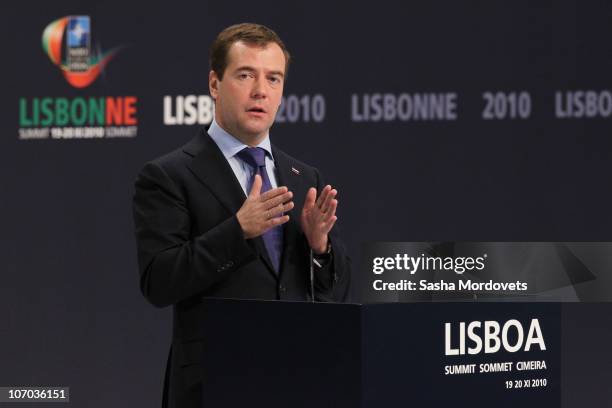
top-left (184, 129), bottom-right (277, 277)
top-left (184, 130), bottom-right (246, 215)
top-left (273, 146), bottom-right (307, 276)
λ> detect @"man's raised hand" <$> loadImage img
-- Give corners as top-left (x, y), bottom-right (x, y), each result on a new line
top-left (236, 174), bottom-right (294, 239)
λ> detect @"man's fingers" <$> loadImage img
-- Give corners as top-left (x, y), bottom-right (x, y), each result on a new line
top-left (321, 208), bottom-right (338, 229)
top-left (263, 191), bottom-right (293, 209)
top-left (260, 186), bottom-right (288, 202)
top-left (325, 216), bottom-right (338, 230)
top-left (323, 199), bottom-right (338, 222)
top-left (315, 185), bottom-right (331, 208)
top-left (320, 189), bottom-right (337, 214)
top-left (267, 214), bottom-right (290, 228)
top-left (303, 187), bottom-right (317, 209)
top-left (249, 174), bottom-right (263, 198)
top-left (268, 201), bottom-right (294, 217)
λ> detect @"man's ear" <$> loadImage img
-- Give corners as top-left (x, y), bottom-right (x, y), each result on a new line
top-left (209, 70), bottom-right (220, 100)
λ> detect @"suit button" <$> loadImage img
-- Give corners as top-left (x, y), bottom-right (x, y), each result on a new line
top-left (279, 285), bottom-right (286, 293)
top-left (227, 261), bottom-right (234, 267)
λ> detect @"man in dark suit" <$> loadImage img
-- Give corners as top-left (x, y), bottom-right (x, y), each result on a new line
top-left (133, 23), bottom-right (351, 407)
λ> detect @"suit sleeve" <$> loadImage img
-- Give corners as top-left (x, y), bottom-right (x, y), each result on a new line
top-left (311, 169), bottom-right (352, 303)
top-left (133, 161), bottom-right (257, 307)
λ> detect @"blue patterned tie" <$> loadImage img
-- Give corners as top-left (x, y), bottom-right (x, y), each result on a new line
top-left (236, 147), bottom-right (283, 273)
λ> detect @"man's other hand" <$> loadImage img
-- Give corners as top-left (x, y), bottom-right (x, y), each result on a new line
top-left (300, 185), bottom-right (338, 254)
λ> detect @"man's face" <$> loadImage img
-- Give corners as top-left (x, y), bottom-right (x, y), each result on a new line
top-left (209, 41), bottom-right (285, 144)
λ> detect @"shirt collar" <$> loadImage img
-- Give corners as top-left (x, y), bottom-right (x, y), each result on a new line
top-left (208, 118), bottom-right (274, 161)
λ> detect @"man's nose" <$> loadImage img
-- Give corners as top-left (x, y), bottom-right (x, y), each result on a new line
top-left (251, 77), bottom-right (267, 99)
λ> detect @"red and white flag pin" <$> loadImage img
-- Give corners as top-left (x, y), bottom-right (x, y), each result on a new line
top-left (291, 167), bottom-right (300, 175)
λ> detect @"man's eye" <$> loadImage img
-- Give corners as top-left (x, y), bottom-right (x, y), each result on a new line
top-left (238, 73), bottom-right (251, 80)
top-left (269, 77), bottom-right (280, 84)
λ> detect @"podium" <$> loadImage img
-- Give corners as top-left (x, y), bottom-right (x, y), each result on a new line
top-left (180, 299), bottom-right (610, 407)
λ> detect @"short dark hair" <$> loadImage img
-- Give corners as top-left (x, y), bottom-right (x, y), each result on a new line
top-left (209, 23), bottom-right (291, 80)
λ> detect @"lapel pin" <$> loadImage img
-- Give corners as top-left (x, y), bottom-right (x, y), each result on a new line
top-left (291, 167), bottom-right (300, 175)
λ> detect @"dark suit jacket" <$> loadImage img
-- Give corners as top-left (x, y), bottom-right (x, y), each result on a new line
top-left (132, 130), bottom-right (351, 408)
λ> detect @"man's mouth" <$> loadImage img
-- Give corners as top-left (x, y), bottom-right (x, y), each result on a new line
top-left (247, 107), bottom-right (266, 114)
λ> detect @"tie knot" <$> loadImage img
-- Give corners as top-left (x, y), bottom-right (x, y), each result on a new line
top-left (237, 147), bottom-right (267, 168)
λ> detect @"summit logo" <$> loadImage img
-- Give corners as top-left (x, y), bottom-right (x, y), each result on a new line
top-left (18, 16), bottom-right (137, 140)
top-left (42, 15), bottom-right (121, 88)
